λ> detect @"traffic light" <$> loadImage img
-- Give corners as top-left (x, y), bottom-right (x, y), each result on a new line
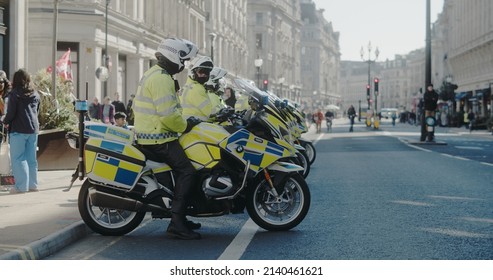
top-left (366, 84), bottom-right (370, 99)
top-left (263, 79), bottom-right (268, 90)
top-left (374, 78), bottom-right (379, 92)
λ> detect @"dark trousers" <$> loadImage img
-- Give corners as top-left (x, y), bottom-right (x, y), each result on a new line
top-left (144, 140), bottom-right (196, 214)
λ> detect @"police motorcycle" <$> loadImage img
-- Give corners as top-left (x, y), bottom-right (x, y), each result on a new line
top-left (70, 79), bottom-right (310, 236)
top-left (260, 90), bottom-right (316, 171)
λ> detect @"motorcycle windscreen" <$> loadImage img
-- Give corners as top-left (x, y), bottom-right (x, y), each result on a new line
top-left (84, 138), bottom-right (145, 190)
top-left (219, 128), bottom-right (291, 174)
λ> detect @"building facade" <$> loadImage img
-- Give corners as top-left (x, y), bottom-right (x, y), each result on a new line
top-left (435, 0), bottom-right (493, 118)
top-left (205, 0), bottom-right (248, 79)
top-left (26, 0), bottom-right (208, 104)
top-left (248, 0), bottom-right (302, 103)
top-left (300, 0), bottom-right (340, 110)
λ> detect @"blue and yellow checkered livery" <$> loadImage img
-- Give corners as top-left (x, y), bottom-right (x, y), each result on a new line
top-left (179, 123), bottom-right (230, 170)
top-left (84, 138), bottom-right (145, 190)
top-left (219, 128), bottom-right (292, 174)
top-left (84, 121), bottom-right (134, 144)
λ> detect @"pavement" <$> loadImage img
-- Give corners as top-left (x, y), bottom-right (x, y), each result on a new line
top-left (0, 119), bottom-right (489, 260)
top-left (0, 170), bottom-right (90, 260)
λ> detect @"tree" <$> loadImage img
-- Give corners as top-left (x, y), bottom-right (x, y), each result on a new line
top-left (32, 69), bottom-right (77, 131)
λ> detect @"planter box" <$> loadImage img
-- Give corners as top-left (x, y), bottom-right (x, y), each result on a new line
top-left (37, 129), bottom-right (78, 171)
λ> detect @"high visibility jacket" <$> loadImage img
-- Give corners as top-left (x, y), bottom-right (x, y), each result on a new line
top-left (235, 93), bottom-right (250, 112)
top-left (180, 78), bottom-right (221, 121)
top-left (208, 91), bottom-right (226, 110)
top-left (133, 65), bottom-right (187, 145)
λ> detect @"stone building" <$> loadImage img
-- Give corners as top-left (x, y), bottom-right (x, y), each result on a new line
top-left (435, 0), bottom-right (493, 118)
top-left (247, 0), bottom-right (302, 103)
top-left (300, 0), bottom-right (340, 110)
top-left (205, 0), bottom-right (248, 79)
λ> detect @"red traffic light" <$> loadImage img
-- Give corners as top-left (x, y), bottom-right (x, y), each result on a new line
top-left (374, 78), bottom-right (379, 83)
top-left (366, 84), bottom-right (370, 89)
top-left (263, 79), bottom-right (268, 85)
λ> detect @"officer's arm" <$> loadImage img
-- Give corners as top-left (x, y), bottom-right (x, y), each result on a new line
top-left (153, 77), bottom-right (187, 133)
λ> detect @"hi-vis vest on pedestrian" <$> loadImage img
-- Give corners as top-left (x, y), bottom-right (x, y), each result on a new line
top-left (133, 65), bottom-right (187, 145)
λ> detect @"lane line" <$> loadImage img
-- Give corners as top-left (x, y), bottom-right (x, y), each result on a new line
top-left (481, 162), bottom-right (493, 167)
top-left (313, 133), bottom-right (324, 145)
top-left (218, 218), bottom-right (258, 260)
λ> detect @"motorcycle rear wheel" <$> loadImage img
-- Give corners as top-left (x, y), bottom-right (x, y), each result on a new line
top-left (246, 172), bottom-right (310, 231)
top-left (78, 180), bottom-right (146, 236)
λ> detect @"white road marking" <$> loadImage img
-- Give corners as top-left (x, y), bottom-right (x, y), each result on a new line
top-left (420, 227), bottom-right (490, 238)
top-left (391, 200), bottom-right (434, 207)
top-left (313, 133), bottom-right (324, 145)
top-left (455, 146), bottom-right (483, 150)
top-left (480, 162), bottom-right (493, 167)
top-left (428, 195), bottom-right (484, 201)
top-left (218, 218), bottom-right (259, 260)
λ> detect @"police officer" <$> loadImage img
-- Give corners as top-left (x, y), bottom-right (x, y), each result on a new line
top-left (204, 67), bottom-right (228, 112)
top-left (133, 38), bottom-right (201, 240)
top-left (180, 56), bottom-right (222, 121)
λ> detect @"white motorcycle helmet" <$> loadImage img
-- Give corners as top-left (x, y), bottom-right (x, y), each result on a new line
top-left (204, 67), bottom-right (228, 92)
top-left (156, 38), bottom-right (198, 74)
top-left (188, 56), bottom-right (214, 84)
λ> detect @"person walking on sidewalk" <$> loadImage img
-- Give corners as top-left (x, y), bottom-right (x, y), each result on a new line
top-left (347, 105), bottom-right (356, 132)
top-left (3, 69), bottom-right (40, 194)
top-left (467, 110), bottom-right (475, 133)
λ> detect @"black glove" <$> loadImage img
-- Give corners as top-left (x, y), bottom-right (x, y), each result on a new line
top-left (183, 116), bottom-right (201, 133)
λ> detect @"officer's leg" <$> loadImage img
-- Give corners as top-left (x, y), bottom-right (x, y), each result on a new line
top-left (157, 140), bottom-right (201, 240)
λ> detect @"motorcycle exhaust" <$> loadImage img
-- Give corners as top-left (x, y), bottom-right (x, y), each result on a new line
top-left (88, 188), bottom-right (165, 212)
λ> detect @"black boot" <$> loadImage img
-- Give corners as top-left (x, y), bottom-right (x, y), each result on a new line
top-left (185, 219), bottom-right (201, 230)
top-left (167, 213), bottom-right (201, 240)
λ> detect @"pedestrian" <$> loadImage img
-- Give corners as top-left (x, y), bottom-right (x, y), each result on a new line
top-left (347, 105), bottom-right (356, 132)
top-left (112, 92), bottom-right (126, 113)
top-left (314, 109), bottom-right (324, 133)
top-left (88, 96), bottom-right (101, 120)
top-left (126, 94), bottom-right (135, 125)
top-left (467, 110), bottom-right (475, 132)
top-left (391, 111), bottom-right (397, 126)
top-left (223, 87), bottom-right (236, 109)
top-left (114, 111), bottom-right (128, 129)
top-left (2, 69), bottom-right (41, 194)
top-left (421, 83), bottom-right (439, 142)
top-left (99, 96), bottom-right (115, 124)
top-left (133, 38), bottom-right (201, 240)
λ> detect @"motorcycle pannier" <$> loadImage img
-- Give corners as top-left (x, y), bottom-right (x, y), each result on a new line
top-left (84, 121), bottom-right (134, 144)
top-left (84, 138), bottom-right (145, 190)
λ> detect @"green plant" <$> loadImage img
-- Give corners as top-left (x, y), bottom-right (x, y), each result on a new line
top-left (32, 70), bottom-right (77, 131)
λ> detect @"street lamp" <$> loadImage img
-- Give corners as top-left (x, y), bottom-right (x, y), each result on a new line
top-left (103, 0), bottom-right (110, 97)
top-left (278, 77), bottom-right (285, 98)
top-left (360, 41), bottom-right (379, 111)
top-left (254, 58), bottom-right (263, 88)
top-left (209, 32), bottom-right (216, 61)
top-left (52, 0), bottom-right (60, 103)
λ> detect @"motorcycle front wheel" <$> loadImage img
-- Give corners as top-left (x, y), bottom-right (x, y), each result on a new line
top-left (300, 140), bottom-right (316, 165)
top-left (78, 180), bottom-right (146, 236)
top-left (246, 172), bottom-right (310, 231)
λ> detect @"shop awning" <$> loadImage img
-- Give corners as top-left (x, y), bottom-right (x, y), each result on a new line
top-left (455, 92), bottom-right (467, 100)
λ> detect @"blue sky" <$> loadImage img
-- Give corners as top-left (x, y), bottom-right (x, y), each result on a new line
top-left (313, 0), bottom-right (444, 61)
